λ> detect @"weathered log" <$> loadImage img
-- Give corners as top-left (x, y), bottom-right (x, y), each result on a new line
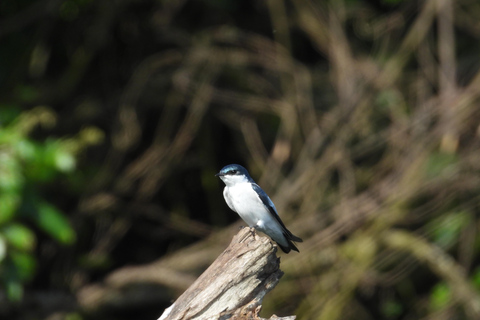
top-left (158, 227), bottom-right (296, 320)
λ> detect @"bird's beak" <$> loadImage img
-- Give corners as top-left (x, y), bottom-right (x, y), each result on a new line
top-left (215, 172), bottom-right (224, 177)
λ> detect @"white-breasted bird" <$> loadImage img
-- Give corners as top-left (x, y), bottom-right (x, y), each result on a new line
top-left (216, 164), bottom-right (302, 253)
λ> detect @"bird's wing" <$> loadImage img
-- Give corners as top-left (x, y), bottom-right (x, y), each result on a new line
top-left (251, 183), bottom-right (302, 243)
top-left (251, 183), bottom-right (290, 233)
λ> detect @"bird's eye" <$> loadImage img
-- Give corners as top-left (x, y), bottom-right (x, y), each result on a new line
top-left (229, 170), bottom-right (238, 174)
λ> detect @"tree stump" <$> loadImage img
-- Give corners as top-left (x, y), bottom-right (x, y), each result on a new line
top-left (158, 227), bottom-right (296, 320)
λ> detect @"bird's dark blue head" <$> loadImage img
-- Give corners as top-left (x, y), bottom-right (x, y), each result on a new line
top-left (215, 164), bottom-right (253, 185)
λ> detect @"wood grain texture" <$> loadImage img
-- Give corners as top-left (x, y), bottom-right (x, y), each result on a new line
top-left (159, 227), bottom-right (296, 320)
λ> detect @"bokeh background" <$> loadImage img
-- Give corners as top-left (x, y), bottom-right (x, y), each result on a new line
top-left (1, 0), bottom-right (480, 319)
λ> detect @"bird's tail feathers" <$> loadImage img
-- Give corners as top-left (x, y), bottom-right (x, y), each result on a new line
top-left (289, 234), bottom-right (303, 242)
top-left (277, 240), bottom-right (299, 253)
top-left (277, 243), bottom-right (291, 253)
top-left (285, 230), bottom-right (303, 243)
top-left (278, 231), bottom-right (301, 253)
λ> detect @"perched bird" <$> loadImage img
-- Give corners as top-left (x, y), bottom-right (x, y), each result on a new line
top-left (216, 164), bottom-right (302, 253)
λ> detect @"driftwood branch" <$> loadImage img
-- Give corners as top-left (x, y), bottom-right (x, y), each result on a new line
top-left (158, 227), bottom-right (296, 320)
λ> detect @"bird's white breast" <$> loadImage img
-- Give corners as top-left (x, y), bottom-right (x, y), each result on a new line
top-left (222, 181), bottom-right (290, 249)
top-left (223, 182), bottom-right (269, 228)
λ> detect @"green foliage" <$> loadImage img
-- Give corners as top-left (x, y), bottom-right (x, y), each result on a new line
top-left (32, 201), bottom-right (76, 244)
top-left (1, 223), bottom-right (36, 251)
top-left (427, 211), bottom-right (469, 248)
top-left (472, 267), bottom-right (480, 291)
top-left (429, 282), bottom-right (451, 311)
top-left (0, 106), bottom-right (103, 301)
top-left (425, 151), bottom-right (458, 180)
top-left (380, 299), bottom-right (403, 318)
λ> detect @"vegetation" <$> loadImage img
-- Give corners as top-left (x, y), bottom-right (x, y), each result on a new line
top-left (0, 106), bottom-right (102, 301)
top-left (1, 0), bottom-right (480, 319)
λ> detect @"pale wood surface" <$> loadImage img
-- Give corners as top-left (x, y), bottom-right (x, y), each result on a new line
top-left (158, 227), bottom-right (296, 320)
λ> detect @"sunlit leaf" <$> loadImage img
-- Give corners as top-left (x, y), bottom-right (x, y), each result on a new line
top-left (24, 142), bottom-right (57, 182)
top-left (430, 282), bottom-right (450, 310)
top-left (54, 149), bottom-right (76, 172)
top-left (78, 126), bottom-right (104, 145)
top-left (0, 193), bottom-right (20, 225)
top-left (15, 139), bottom-right (36, 161)
top-left (34, 202), bottom-right (76, 244)
top-left (0, 234), bottom-right (6, 262)
top-left (2, 223), bottom-right (36, 252)
top-left (39, 138), bottom-right (77, 172)
top-left (0, 153), bottom-right (24, 192)
top-left (31, 107), bottom-right (57, 128)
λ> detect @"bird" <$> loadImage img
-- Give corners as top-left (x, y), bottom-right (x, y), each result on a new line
top-left (215, 164), bottom-right (302, 253)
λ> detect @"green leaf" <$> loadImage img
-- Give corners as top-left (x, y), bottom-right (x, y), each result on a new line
top-left (430, 282), bottom-right (451, 310)
top-left (0, 105), bottom-right (21, 125)
top-left (15, 138), bottom-right (37, 162)
top-left (54, 149), bottom-right (76, 172)
top-left (381, 299), bottom-right (403, 317)
top-left (65, 313), bottom-right (84, 320)
top-left (2, 223), bottom-right (36, 251)
top-left (42, 139), bottom-right (76, 174)
top-left (0, 153), bottom-right (24, 192)
top-left (5, 280), bottom-right (23, 302)
top-left (0, 193), bottom-right (21, 225)
top-left (78, 126), bottom-right (104, 145)
top-left (427, 211), bottom-right (469, 247)
top-left (34, 202), bottom-right (76, 244)
top-left (24, 141), bottom-right (57, 182)
top-left (425, 151), bottom-right (458, 179)
top-left (0, 234), bottom-right (6, 262)
top-left (472, 267), bottom-right (480, 291)
top-left (78, 253), bottom-right (113, 270)
top-left (14, 85), bottom-right (39, 103)
top-left (10, 251), bottom-right (36, 281)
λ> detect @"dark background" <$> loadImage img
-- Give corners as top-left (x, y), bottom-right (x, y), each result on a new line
top-left (1, 0), bottom-right (480, 319)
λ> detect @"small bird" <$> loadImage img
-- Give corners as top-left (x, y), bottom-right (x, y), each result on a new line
top-left (216, 164), bottom-right (302, 253)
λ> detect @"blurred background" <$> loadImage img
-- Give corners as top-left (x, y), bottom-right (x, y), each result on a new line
top-left (1, 0), bottom-right (480, 319)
